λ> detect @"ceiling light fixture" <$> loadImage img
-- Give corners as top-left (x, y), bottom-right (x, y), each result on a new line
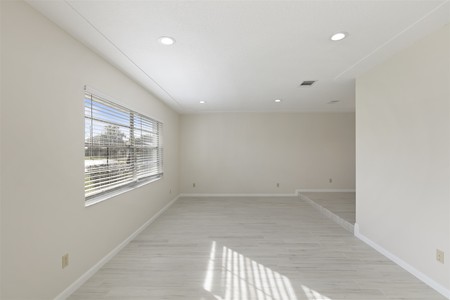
top-left (158, 36), bottom-right (175, 45)
top-left (274, 99), bottom-right (282, 103)
top-left (330, 32), bottom-right (347, 41)
top-left (199, 100), bottom-right (206, 104)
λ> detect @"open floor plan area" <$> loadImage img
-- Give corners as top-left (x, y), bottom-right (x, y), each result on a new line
top-left (68, 196), bottom-right (445, 300)
top-left (1, 1), bottom-right (449, 299)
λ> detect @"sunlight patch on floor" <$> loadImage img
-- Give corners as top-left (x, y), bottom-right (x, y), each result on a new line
top-left (203, 241), bottom-right (299, 300)
top-left (301, 285), bottom-right (332, 300)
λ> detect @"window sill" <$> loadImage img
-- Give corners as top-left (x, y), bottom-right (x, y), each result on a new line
top-left (85, 176), bottom-right (162, 207)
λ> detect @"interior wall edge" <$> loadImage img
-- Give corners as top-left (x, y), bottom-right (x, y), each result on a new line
top-left (354, 224), bottom-right (450, 300)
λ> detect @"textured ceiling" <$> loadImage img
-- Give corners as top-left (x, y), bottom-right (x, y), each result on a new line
top-left (28, 0), bottom-right (450, 113)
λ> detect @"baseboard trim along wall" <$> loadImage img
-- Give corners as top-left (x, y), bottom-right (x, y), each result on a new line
top-left (296, 189), bottom-right (356, 193)
top-left (300, 194), bottom-right (354, 233)
top-left (54, 195), bottom-right (181, 300)
top-left (179, 193), bottom-right (297, 197)
top-left (179, 189), bottom-right (355, 198)
top-left (354, 223), bottom-right (450, 299)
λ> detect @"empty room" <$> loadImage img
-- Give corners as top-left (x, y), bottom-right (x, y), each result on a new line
top-left (1, 0), bottom-right (449, 299)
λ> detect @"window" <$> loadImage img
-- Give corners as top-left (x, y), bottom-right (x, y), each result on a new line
top-left (84, 90), bottom-right (163, 202)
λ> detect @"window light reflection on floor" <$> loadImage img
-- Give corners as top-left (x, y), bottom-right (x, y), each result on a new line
top-left (203, 241), bottom-right (334, 300)
top-left (301, 285), bottom-right (332, 300)
top-left (203, 241), bottom-right (298, 300)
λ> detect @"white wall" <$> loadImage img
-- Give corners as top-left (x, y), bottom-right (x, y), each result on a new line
top-left (0, 2), bottom-right (179, 299)
top-left (180, 112), bottom-right (355, 194)
top-left (356, 23), bottom-right (450, 291)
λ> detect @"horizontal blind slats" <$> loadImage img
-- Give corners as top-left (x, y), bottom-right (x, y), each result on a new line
top-left (84, 92), bottom-right (163, 200)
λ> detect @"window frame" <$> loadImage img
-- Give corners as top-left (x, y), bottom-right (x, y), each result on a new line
top-left (84, 88), bottom-right (163, 206)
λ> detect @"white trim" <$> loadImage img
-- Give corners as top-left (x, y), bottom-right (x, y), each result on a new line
top-left (296, 189), bottom-right (356, 193)
top-left (85, 177), bottom-right (162, 207)
top-left (179, 190), bottom-right (356, 198)
top-left (179, 193), bottom-right (297, 198)
top-left (354, 223), bottom-right (450, 299)
top-left (54, 195), bottom-right (180, 300)
top-left (299, 194), bottom-right (354, 233)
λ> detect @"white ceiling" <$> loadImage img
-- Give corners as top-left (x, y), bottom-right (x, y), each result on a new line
top-left (27, 0), bottom-right (450, 114)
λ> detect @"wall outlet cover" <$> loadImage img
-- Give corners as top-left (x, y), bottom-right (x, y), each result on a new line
top-left (436, 249), bottom-right (444, 264)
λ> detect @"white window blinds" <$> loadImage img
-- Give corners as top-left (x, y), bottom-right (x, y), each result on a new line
top-left (84, 91), bottom-right (163, 200)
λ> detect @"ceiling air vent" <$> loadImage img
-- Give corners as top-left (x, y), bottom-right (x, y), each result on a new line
top-left (328, 100), bottom-right (340, 104)
top-left (300, 80), bottom-right (316, 87)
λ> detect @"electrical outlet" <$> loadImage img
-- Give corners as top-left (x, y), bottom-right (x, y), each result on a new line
top-left (276, 183), bottom-right (280, 188)
top-left (193, 183), bottom-right (196, 188)
top-left (62, 253), bottom-right (69, 269)
top-left (436, 249), bottom-right (445, 264)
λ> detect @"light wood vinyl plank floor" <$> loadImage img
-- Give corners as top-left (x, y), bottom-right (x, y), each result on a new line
top-left (68, 196), bottom-right (445, 300)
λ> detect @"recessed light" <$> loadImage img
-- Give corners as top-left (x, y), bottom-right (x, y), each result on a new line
top-left (274, 99), bottom-right (282, 103)
top-left (330, 32), bottom-right (347, 41)
top-left (158, 36), bottom-right (175, 45)
top-left (199, 100), bottom-right (206, 104)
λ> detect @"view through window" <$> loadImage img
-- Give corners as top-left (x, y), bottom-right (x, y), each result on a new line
top-left (84, 91), bottom-right (163, 201)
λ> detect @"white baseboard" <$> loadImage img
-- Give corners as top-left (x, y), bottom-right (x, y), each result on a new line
top-left (296, 189), bottom-right (356, 193)
top-left (300, 194), bottom-right (354, 233)
top-left (354, 223), bottom-right (450, 299)
top-left (179, 189), bottom-right (355, 198)
top-left (179, 193), bottom-right (297, 197)
top-left (54, 195), bottom-right (181, 300)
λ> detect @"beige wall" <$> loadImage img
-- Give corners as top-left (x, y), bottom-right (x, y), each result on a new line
top-left (356, 24), bottom-right (450, 290)
top-left (180, 112), bottom-right (355, 194)
top-left (0, 2), bottom-right (179, 299)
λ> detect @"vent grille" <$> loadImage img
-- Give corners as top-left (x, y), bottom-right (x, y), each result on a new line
top-left (300, 80), bottom-right (316, 87)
